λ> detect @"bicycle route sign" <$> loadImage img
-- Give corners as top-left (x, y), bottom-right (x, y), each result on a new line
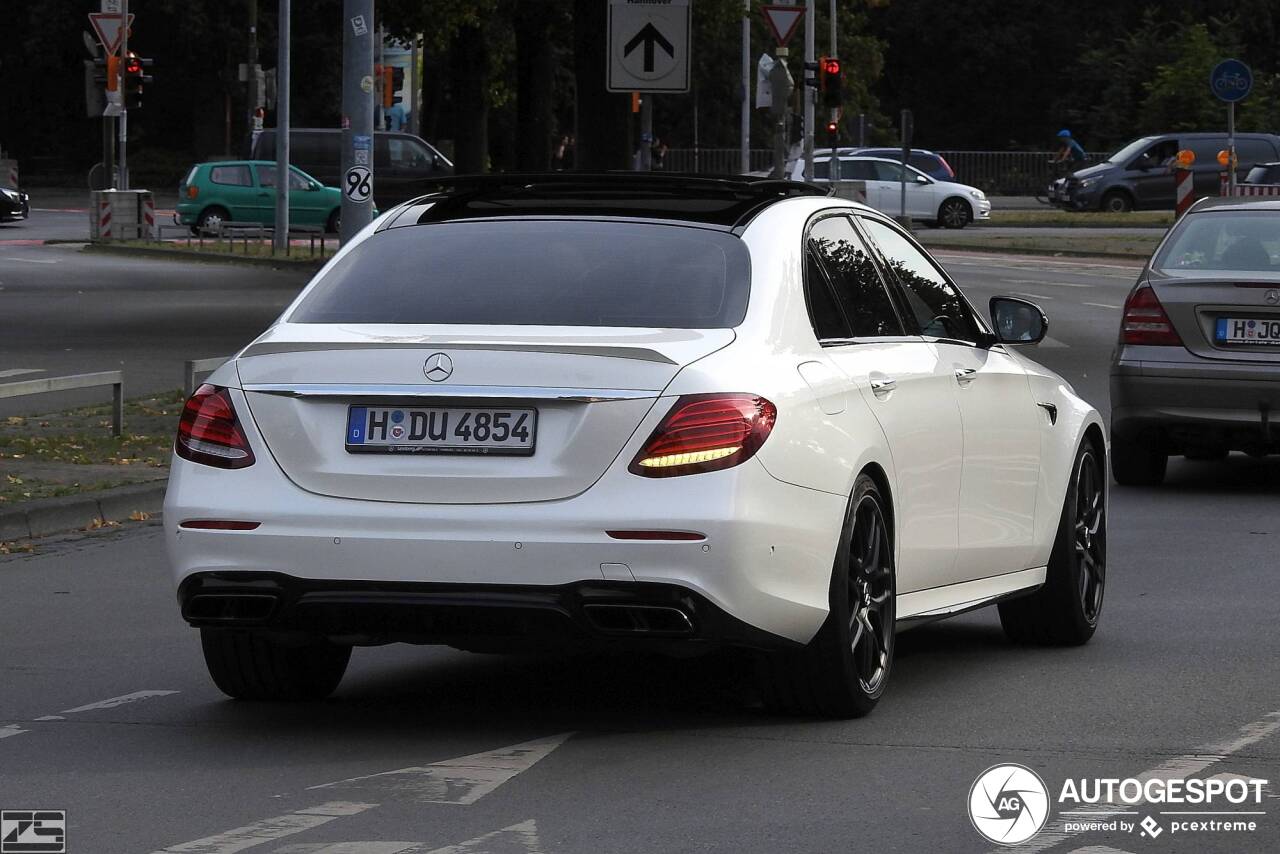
top-left (1210, 58), bottom-right (1252, 103)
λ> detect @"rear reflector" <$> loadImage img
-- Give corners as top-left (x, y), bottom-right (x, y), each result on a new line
top-left (606, 530), bottom-right (706, 541)
top-left (175, 384), bottom-right (256, 469)
top-left (179, 520), bottom-right (261, 531)
top-left (630, 393), bottom-right (776, 478)
top-left (1121, 282), bottom-right (1182, 346)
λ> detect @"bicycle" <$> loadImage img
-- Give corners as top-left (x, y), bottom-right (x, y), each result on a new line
top-left (1035, 159), bottom-right (1076, 206)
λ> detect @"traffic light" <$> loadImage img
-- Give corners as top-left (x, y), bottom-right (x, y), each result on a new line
top-left (819, 56), bottom-right (842, 109)
top-left (826, 119), bottom-right (839, 148)
top-left (122, 53), bottom-right (154, 110)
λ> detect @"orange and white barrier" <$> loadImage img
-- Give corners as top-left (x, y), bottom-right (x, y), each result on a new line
top-left (1175, 168), bottom-right (1195, 217)
top-left (90, 190), bottom-right (156, 240)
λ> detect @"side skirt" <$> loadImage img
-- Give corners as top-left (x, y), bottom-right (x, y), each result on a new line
top-left (894, 566), bottom-right (1047, 630)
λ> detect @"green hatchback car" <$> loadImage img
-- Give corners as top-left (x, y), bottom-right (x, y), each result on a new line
top-left (176, 160), bottom-right (344, 234)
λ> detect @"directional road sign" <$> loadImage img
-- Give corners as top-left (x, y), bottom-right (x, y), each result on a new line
top-left (608, 0), bottom-right (690, 93)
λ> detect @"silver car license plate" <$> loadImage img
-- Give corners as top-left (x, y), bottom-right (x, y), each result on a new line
top-left (1215, 317), bottom-right (1280, 345)
top-left (345, 405), bottom-right (537, 455)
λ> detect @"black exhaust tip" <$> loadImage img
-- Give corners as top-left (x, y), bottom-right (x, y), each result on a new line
top-left (582, 604), bottom-right (694, 636)
top-left (183, 593), bottom-right (280, 624)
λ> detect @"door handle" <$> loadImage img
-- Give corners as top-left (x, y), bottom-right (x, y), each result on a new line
top-left (954, 367), bottom-right (977, 386)
top-left (869, 375), bottom-right (897, 397)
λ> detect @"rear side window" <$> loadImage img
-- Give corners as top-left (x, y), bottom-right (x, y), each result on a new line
top-left (807, 215), bottom-right (903, 338)
top-left (209, 165), bottom-right (252, 186)
top-left (290, 221), bottom-right (751, 328)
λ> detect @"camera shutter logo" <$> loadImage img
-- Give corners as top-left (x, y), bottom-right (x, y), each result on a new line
top-left (1, 810), bottom-right (66, 854)
top-left (968, 764), bottom-right (1050, 845)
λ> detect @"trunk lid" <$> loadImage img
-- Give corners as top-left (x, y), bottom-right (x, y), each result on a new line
top-left (235, 323), bottom-right (732, 503)
top-left (1150, 272), bottom-right (1280, 363)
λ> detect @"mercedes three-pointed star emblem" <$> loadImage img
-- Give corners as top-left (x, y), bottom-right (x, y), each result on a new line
top-left (423, 352), bottom-right (454, 382)
top-left (1266, 289), bottom-right (1280, 305)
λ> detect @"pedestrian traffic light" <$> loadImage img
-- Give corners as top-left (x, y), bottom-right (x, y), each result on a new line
top-left (820, 57), bottom-right (842, 109)
top-left (122, 53), bottom-right (154, 110)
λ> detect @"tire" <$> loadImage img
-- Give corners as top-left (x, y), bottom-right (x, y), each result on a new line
top-left (999, 438), bottom-right (1106, 645)
top-left (326, 209), bottom-right (340, 235)
top-left (938, 197), bottom-right (972, 229)
top-left (1110, 430), bottom-right (1167, 486)
top-left (196, 206), bottom-right (230, 234)
top-left (200, 628), bottom-right (351, 701)
top-left (758, 474), bottom-right (895, 717)
top-left (1100, 190), bottom-right (1133, 213)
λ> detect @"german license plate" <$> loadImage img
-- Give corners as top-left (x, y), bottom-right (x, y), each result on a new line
top-left (345, 405), bottom-right (536, 455)
top-left (1215, 317), bottom-right (1280, 345)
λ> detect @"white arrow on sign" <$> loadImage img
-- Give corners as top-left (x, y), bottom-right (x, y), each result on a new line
top-left (88, 12), bottom-right (134, 56)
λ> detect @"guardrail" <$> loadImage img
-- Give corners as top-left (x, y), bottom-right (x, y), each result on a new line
top-left (148, 222), bottom-right (332, 258)
top-left (0, 371), bottom-right (124, 436)
top-left (183, 357), bottom-right (230, 397)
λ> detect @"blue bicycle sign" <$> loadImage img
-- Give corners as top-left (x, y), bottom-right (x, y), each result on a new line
top-left (1210, 59), bottom-right (1252, 103)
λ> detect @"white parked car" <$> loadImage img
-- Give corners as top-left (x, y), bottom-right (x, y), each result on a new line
top-left (166, 175), bottom-right (1105, 718)
top-left (790, 155), bottom-right (991, 228)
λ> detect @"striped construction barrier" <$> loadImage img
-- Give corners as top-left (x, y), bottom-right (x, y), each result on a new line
top-left (1219, 175), bottom-right (1280, 197)
top-left (90, 190), bottom-right (156, 240)
top-left (0, 159), bottom-right (17, 191)
top-left (1175, 168), bottom-right (1195, 217)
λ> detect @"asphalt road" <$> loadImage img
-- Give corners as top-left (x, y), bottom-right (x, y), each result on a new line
top-left (2, 249), bottom-right (1280, 853)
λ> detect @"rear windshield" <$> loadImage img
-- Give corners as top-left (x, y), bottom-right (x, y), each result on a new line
top-left (1153, 211), bottom-right (1280, 274)
top-left (289, 220), bottom-right (751, 328)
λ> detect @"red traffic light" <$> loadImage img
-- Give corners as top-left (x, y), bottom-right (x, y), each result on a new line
top-left (826, 121), bottom-right (839, 133)
top-left (821, 57), bottom-right (841, 76)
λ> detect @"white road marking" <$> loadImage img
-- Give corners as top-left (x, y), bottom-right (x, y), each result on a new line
top-left (418, 819), bottom-right (543, 854)
top-left (1067, 847), bottom-right (1136, 854)
top-left (986, 710), bottom-right (1280, 854)
top-left (1002, 278), bottom-right (1093, 289)
top-left (1012, 291), bottom-right (1053, 300)
top-left (0, 369), bottom-right (43, 379)
top-left (310, 733), bottom-right (573, 805)
top-left (0, 724), bottom-right (29, 739)
top-left (1039, 336), bottom-right (1069, 349)
top-left (150, 802), bottom-right (377, 854)
top-left (32, 715), bottom-right (65, 721)
top-left (273, 845), bottom-right (417, 854)
top-left (2, 256), bottom-right (57, 264)
top-left (59, 689), bottom-right (178, 715)
top-left (1083, 302), bottom-right (1121, 310)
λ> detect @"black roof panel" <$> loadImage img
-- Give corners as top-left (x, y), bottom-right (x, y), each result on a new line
top-left (381, 172), bottom-right (828, 230)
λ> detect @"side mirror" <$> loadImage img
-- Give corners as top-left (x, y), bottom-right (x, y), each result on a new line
top-left (990, 296), bottom-right (1048, 345)
top-left (915, 174), bottom-right (929, 184)
top-left (309, 181), bottom-right (321, 191)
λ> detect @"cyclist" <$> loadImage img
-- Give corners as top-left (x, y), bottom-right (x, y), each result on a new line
top-left (1053, 129), bottom-right (1088, 172)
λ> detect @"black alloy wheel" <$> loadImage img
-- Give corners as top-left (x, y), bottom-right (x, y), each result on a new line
top-left (847, 491), bottom-right (894, 694)
top-left (939, 197), bottom-right (972, 229)
top-left (1073, 446), bottom-right (1106, 625)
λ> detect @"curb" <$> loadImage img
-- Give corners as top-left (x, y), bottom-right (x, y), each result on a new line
top-left (919, 241), bottom-right (1153, 261)
top-left (0, 482), bottom-right (165, 541)
top-left (82, 242), bottom-right (327, 270)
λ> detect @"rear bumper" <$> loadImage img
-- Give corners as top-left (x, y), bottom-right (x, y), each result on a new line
top-left (1111, 354), bottom-right (1280, 448)
top-left (178, 572), bottom-right (798, 652)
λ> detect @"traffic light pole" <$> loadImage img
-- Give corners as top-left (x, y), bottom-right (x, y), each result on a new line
top-left (740, 0), bottom-right (750, 175)
top-left (340, 0), bottom-right (375, 244)
top-left (273, 0), bottom-right (291, 252)
top-left (802, 0), bottom-right (815, 182)
top-left (118, 0), bottom-right (129, 189)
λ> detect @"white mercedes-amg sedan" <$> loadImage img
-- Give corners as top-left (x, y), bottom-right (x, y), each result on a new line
top-left (165, 174), bottom-right (1107, 717)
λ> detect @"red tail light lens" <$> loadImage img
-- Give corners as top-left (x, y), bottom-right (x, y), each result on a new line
top-left (630, 394), bottom-right (777, 478)
top-left (1121, 282), bottom-right (1182, 346)
top-left (176, 384), bottom-right (256, 469)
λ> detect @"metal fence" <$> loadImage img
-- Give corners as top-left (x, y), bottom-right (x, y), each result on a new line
top-left (662, 148), bottom-right (1109, 194)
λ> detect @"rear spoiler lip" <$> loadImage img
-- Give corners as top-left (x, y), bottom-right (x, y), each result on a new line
top-left (237, 341), bottom-right (678, 365)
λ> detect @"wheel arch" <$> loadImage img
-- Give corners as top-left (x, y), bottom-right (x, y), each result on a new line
top-left (938, 195), bottom-right (974, 224)
top-left (857, 461), bottom-right (895, 548)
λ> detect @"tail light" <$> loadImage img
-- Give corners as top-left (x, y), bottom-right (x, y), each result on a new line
top-left (176, 384), bottom-right (255, 469)
top-left (1121, 282), bottom-right (1182, 346)
top-left (630, 394), bottom-right (776, 478)
top-left (186, 185), bottom-right (199, 199)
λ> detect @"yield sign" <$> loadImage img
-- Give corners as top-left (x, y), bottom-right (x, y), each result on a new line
top-left (88, 12), bottom-right (134, 56)
top-left (761, 5), bottom-right (805, 47)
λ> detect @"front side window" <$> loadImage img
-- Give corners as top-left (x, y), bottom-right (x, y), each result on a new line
top-left (290, 220), bottom-right (752, 328)
top-left (808, 216), bottom-right (903, 338)
top-left (209, 165), bottom-right (252, 187)
top-left (257, 166), bottom-right (312, 191)
top-left (388, 138), bottom-right (434, 169)
top-left (860, 218), bottom-right (982, 342)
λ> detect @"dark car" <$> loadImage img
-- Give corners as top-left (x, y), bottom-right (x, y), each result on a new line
top-left (1060, 132), bottom-right (1280, 212)
top-left (1244, 162), bottom-right (1280, 185)
top-left (251, 128), bottom-right (453, 209)
top-left (1110, 197), bottom-right (1280, 484)
top-left (0, 186), bottom-right (29, 222)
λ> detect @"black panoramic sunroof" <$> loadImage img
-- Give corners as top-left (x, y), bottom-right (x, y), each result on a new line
top-left (379, 172), bottom-right (829, 230)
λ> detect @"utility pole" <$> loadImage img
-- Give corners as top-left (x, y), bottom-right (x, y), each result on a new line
top-left (273, 0), bottom-right (291, 251)
top-left (802, 0), bottom-right (815, 181)
top-left (247, 0), bottom-right (259, 154)
top-left (340, 0), bottom-right (375, 243)
top-left (410, 35), bottom-right (420, 137)
top-left (740, 0), bottom-right (750, 175)
top-left (829, 0), bottom-right (836, 57)
top-left (118, 0), bottom-right (129, 189)
top-left (639, 95), bottom-right (653, 170)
